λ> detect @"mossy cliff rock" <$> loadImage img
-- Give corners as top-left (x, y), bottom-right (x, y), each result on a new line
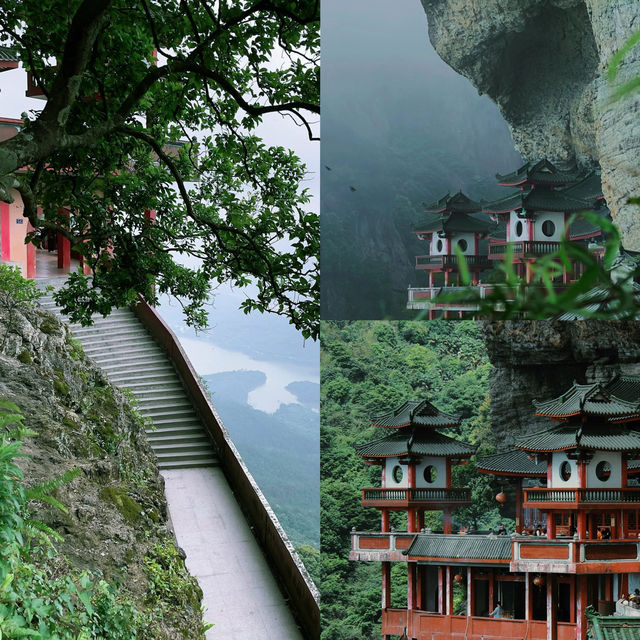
top-left (0, 302), bottom-right (205, 638)
top-left (483, 320), bottom-right (640, 449)
top-left (421, 0), bottom-right (640, 249)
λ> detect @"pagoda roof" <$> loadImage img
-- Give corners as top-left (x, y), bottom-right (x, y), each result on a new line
top-left (476, 449), bottom-right (547, 477)
top-left (424, 191), bottom-right (483, 214)
top-left (355, 427), bottom-right (476, 459)
top-left (556, 283), bottom-right (640, 320)
top-left (0, 47), bottom-right (18, 71)
top-left (533, 379), bottom-right (640, 419)
top-left (496, 159), bottom-right (584, 187)
top-left (371, 399), bottom-right (460, 429)
top-left (482, 187), bottom-right (592, 214)
top-left (515, 423), bottom-right (640, 453)
top-left (405, 534), bottom-right (512, 561)
top-left (586, 608), bottom-right (640, 640)
top-left (567, 209), bottom-right (610, 239)
top-left (414, 212), bottom-right (495, 235)
top-left (559, 171), bottom-right (604, 206)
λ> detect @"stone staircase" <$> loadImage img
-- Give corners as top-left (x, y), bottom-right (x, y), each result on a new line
top-left (38, 291), bottom-right (218, 470)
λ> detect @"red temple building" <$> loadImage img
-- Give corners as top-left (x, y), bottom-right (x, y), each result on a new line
top-left (408, 160), bottom-right (610, 317)
top-left (350, 375), bottom-right (640, 640)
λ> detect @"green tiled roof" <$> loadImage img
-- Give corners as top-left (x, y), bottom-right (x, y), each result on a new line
top-left (586, 607), bottom-right (640, 640)
top-left (405, 534), bottom-right (512, 561)
top-left (534, 380), bottom-right (640, 418)
top-left (0, 47), bottom-right (18, 63)
top-left (355, 427), bottom-right (476, 458)
top-left (371, 399), bottom-right (460, 429)
top-left (516, 423), bottom-right (640, 453)
top-left (477, 449), bottom-right (547, 477)
top-left (483, 187), bottom-right (592, 215)
top-left (496, 159), bottom-right (584, 187)
top-left (424, 191), bottom-right (482, 214)
top-left (556, 284), bottom-right (640, 320)
top-left (415, 212), bottom-right (495, 235)
top-left (560, 171), bottom-right (604, 206)
top-left (568, 209), bottom-right (610, 239)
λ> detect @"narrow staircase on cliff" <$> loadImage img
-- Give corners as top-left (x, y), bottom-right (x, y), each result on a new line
top-left (38, 289), bottom-right (217, 470)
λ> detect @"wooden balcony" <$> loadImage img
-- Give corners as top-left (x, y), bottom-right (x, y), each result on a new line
top-left (350, 531), bottom-right (415, 562)
top-left (488, 240), bottom-right (560, 259)
top-left (415, 254), bottom-right (492, 271)
top-left (362, 487), bottom-right (472, 509)
top-left (511, 538), bottom-right (640, 574)
top-left (382, 609), bottom-right (576, 640)
top-left (524, 487), bottom-right (640, 510)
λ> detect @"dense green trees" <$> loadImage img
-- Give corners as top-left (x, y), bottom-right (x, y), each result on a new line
top-left (320, 321), bottom-right (510, 639)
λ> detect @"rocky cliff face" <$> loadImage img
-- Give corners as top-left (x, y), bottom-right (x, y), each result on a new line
top-left (0, 300), bottom-right (204, 638)
top-left (483, 320), bottom-right (640, 449)
top-left (421, 0), bottom-right (640, 248)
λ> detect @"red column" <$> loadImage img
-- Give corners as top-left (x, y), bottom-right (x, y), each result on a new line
top-left (382, 562), bottom-right (391, 609)
top-left (0, 202), bottom-right (9, 261)
top-left (488, 569), bottom-right (494, 613)
top-left (577, 511), bottom-right (587, 539)
top-left (547, 512), bottom-right (556, 539)
top-left (57, 208), bottom-right (71, 270)
top-left (620, 573), bottom-right (629, 598)
top-left (443, 511), bottom-right (452, 534)
top-left (446, 566), bottom-right (453, 615)
top-left (416, 565), bottom-right (423, 611)
top-left (605, 575), bottom-right (613, 601)
top-left (515, 482), bottom-right (523, 533)
top-left (417, 510), bottom-right (424, 531)
top-left (569, 576), bottom-right (575, 623)
top-left (408, 464), bottom-right (416, 532)
top-left (26, 220), bottom-right (36, 279)
top-left (381, 509), bottom-right (389, 533)
top-left (525, 573), bottom-right (532, 621)
top-left (408, 564), bottom-right (416, 611)
top-left (467, 568), bottom-right (474, 617)
top-left (576, 575), bottom-right (588, 640)
top-left (438, 567), bottom-right (444, 614)
top-left (547, 574), bottom-right (557, 640)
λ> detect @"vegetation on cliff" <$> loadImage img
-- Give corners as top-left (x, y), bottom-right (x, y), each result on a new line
top-left (0, 268), bottom-right (207, 638)
top-left (320, 321), bottom-right (512, 639)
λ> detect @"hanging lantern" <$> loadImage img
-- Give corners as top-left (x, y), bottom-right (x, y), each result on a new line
top-left (533, 575), bottom-right (545, 587)
top-left (496, 491), bottom-right (507, 504)
top-left (454, 573), bottom-right (464, 583)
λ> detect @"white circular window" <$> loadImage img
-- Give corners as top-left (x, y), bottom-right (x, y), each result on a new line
top-left (423, 465), bottom-right (437, 484)
top-left (560, 461), bottom-right (572, 481)
top-left (596, 461), bottom-right (611, 481)
top-left (392, 465), bottom-right (403, 484)
top-left (515, 220), bottom-right (523, 237)
top-left (457, 239), bottom-right (468, 252)
top-left (437, 239), bottom-right (443, 252)
top-left (542, 220), bottom-right (556, 237)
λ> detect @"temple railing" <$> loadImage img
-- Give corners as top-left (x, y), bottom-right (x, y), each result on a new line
top-left (415, 254), bottom-right (491, 270)
top-left (362, 487), bottom-right (471, 506)
top-left (350, 531), bottom-right (415, 562)
top-left (488, 240), bottom-right (561, 258)
top-left (524, 487), bottom-right (640, 506)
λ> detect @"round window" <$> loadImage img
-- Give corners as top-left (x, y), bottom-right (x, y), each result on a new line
top-left (542, 220), bottom-right (556, 237)
top-left (423, 465), bottom-right (437, 484)
top-left (560, 461), bottom-right (572, 481)
top-left (392, 465), bottom-right (403, 484)
top-left (515, 220), bottom-right (523, 237)
top-left (596, 461), bottom-right (612, 481)
top-left (457, 239), bottom-right (468, 252)
top-left (436, 239), bottom-right (443, 253)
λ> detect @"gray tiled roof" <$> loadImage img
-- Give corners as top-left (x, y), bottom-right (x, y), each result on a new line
top-left (483, 187), bottom-right (592, 215)
top-left (405, 534), bottom-right (512, 561)
top-left (415, 211), bottom-right (495, 235)
top-left (355, 427), bottom-right (476, 458)
top-left (424, 191), bottom-right (482, 214)
top-left (477, 449), bottom-right (547, 476)
top-left (0, 47), bottom-right (18, 63)
top-left (496, 159), bottom-right (584, 187)
top-left (371, 399), bottom-right (460, 429)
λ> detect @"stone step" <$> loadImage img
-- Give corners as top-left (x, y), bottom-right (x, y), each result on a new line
top-left (73, 327), bottom-right (149, 341)
top-left (148, 415), bottom-right (202, 428)
top-left (90, 351), bottom-right (167, 367)
top-left (99, 357), bottom-right (171, 372)
top-left (156, 449), bottom-right (218, 464)
top-left (83, 338), bottom-right (158, 353)
top-left (151, 440), bottom-right (213, 454)
top-left (146, 424), bottom-right (207, 438)
top-left (109, 372), bottom-right (179, 387)
top-left (135, 393), bottom-right (187, 407)
top-left (147, 432), bottom-right (210, 445)
top-left (133, 387), bottom-right (185, 400)
top-left (157, 458), bottom-right (219, 470)
top-left (143, 407), bottom-right (198, 421)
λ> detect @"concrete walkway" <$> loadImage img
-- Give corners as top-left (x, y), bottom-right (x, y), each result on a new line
top-left (162, 467), bottom-right (304, 639)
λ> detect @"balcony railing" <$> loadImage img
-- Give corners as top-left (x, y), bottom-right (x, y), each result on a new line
top-left (488, 240), bottom-right (560, 258)
top-left (350, 531), bottom-right (416, 562)
top-left (415, 254), bottom-right (491, 270)
top-left (362, 487), bottom-right (471, 506)
top-left (524, 487), bottom-right (640, 507)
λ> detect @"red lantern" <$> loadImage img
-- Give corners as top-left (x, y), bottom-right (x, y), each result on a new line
top-left (454, 573), bottom-right (464, 583)
top-left (496, 491), bottom-right (507, 504)
top-left (533, 575), bottom-right (545, 587)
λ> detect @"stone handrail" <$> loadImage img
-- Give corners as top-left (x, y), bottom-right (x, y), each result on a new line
top-left (132, 296), bottom-right (320, 639)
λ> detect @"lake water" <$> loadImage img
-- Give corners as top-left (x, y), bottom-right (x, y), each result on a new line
top-left (177, 336), bottom-right (318, 413)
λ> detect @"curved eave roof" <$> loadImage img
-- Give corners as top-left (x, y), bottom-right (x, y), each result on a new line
top-left (405, 534), bottom-right (512, 561)
top-left (477, 449), bottom-right (547, 477)
top-left (515, 424), bottom-right (640, 453)
top-left (496, 160), bottom-right (583, 187)
top-left (371, 399), bottom-right (460, 429)
top-left (534, 382), bottom-right (640, 419)
top-left (424, 191), bottom-right (482, 214)
top-left (355, 428), bottom-right (476, 459)
top-left (559, 171), bottom-right (604, 204)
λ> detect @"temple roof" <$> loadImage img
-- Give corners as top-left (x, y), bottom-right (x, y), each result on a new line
top-left (559, 171), bottom-right (604, 206)
top-left (476, 449), bottom-right (547, 477)
top-left (355, 427), bottom-right (476, 459)
top-left (586, 608), bottom-right (640, 640)
top-left (482, 187), bottom-right (592, 215)
top-left (414, 212), bottom-right (495, 235)
top-left (515, 423), bottom-right (640, 453)
top-left (567, 209), bottom-right (610, 239)
top-left (496, 159), bottom-right (584, 187)
top-left (371, 399), bottom-right (460, 429)
top-left (424, 191), bottom-right (483, 214)
top-left (405, 534), bottom-right (512, 561)
top-left (0, 47), bottom-right (18, 71)
top-left (533, 379), bottom-right (640, 419)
